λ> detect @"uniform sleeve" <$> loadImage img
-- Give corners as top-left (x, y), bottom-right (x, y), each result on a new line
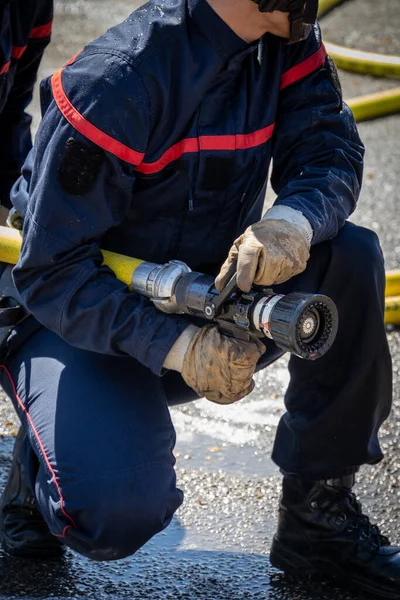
top-left (270, 24), bottom-right (365, 244)
top-left (0, 8), bottom-right (53, 208)
top-left (11, 52), bottom-right (190, 375)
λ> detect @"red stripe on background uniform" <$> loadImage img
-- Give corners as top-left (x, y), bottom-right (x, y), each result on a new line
top-left (51, 68), bottom-right (145, 165)
top-left (136, 123), bottom-right (275, 175)
top-left (0, 21), bottom-right (52, 75)
top-left (280, 44), bottom-right (327, 90)
top-left (30, 20), bottom-right (53, 39)
top-left (11, 46), bottom-right (27, 59)
top-left (0, 61), bottom-right (10, 75)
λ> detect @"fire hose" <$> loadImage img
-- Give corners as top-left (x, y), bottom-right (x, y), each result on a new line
top-left (318, 0), bottom-right (400, 123)
top-left (317, 0), bottom-right (400, 325)
top-left (0, 226), bottom-right (340, 360)
top-left (0, 227), bottom-right (398, 359)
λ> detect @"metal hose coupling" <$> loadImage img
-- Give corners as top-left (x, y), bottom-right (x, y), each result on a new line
top-left (131, 260), bottom-right (192, 313)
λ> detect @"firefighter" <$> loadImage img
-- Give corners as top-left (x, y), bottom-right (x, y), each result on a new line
top-left (0, 0), bottom-right (398, 596)
top-left (0, 0), bottom-right (55, 556)
top-left (0, 0), bottom-right (53, 216)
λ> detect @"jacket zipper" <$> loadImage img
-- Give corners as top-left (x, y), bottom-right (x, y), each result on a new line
top-left (188, 190), bottom-right (194, 211)
top-left (238, 156), bottom-right (260, 227)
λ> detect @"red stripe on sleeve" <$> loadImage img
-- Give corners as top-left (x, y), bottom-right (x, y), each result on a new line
top-left (136, 123), bottom-right (275, 175)
top-left (136, 138), bottom-right (199, 174)
top-left (280, 44), bottom-right (327, 90)
top-left (11, 46), bottom-right (27, 59)
top-left (51, 68), bottom-right (145, 166)
top-left (0, 61), bottom-right (10, 75)
top-left (66, 51), bottom-right (82, 66)
top-left (30, 20), bottom-right (53, 39)
top-left (200, 124), bottom-right (275, 152)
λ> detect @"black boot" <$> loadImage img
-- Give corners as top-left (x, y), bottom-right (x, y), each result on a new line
top-left (0, 428), bottom-right (65, 558)
top-left (270, 475), bottom-right (400, 599)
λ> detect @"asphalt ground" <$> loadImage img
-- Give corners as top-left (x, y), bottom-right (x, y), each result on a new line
top-left (0, 0), bottom-right (399, 598)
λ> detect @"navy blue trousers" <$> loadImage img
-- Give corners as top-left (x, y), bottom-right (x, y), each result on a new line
top-left (0, 223), bottom-right (392, 560)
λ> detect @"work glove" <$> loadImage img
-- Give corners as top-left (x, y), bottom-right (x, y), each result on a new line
top-left (164, 324), bottom-right (265, 404)
top-left (215, 208), bottom-right (313, 293)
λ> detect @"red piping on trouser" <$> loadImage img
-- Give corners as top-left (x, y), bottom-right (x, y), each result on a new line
top-left (0, 365), bottom-right (76, 538)
top-left (280, 44), bottom-right (328, 90)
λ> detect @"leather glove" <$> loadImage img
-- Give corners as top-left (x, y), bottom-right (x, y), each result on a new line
top-left (180, 324), bottom-right (265, 404)
top-left (215, 218), bottom-right (311, 293)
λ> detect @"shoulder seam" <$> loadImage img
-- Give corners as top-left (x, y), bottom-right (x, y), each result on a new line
top-left (51, 58), bottom-right (149, 165)
top-left (66, 48), bottom-right (153, 131)
top-left (64, 47), bottom-right (153, 147)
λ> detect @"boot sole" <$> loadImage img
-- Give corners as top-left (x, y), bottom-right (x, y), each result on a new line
top-left (270, 536), bottom-right (400, 600)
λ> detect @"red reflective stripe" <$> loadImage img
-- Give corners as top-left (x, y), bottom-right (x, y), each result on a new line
top-left (136, 138), bottom-right (198, 174)
top-left (0, 365), bottom-right (76, 537)
top-left (66, 51), bottom-right (81, 66)
top-left (280, 44), bottom-right (327, 90)
top-left (30, 20), bottom-right (53, 39)
top-left (200, 124), bottom-right (275, 151)
top-left (136, 123), bottom-right (275, 175)
top-left (11, 45), bottom-right (27, 59)
top-left (51, 68), bottom-right (145, 165)
top-left (0, 61), bottom-right (10, 75)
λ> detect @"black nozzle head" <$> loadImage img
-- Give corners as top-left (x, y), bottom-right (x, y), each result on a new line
top-left (268, 293), bottom-right (338, 360)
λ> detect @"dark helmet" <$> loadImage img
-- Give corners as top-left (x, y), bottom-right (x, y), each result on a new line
top-left (251, 0), bottom-right (319, 43)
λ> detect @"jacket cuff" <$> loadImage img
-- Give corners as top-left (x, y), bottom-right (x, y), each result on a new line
top-left (135, 315), bottom-right (192, 376)
top-left (163, 325), bottom-right (199, 372)
top-left (263, 205), bottom-right (313, 245)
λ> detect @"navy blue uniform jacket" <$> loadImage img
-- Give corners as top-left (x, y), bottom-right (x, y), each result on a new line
top-left (0, 0), bottom-right (53, 208)
top-left (12, 0), bottom-right (364, 375)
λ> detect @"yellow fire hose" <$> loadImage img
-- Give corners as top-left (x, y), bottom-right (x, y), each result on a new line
top-left (386, 270), bottom-right (400, 298)
top-left (346, 88), bottom-right (400, 122)
top-left (324, 41), bottom-right (400, 80)
top-left (0, 226), bottom-right (398, 325)
top-left (0, 226), bottom-right (143, 286)
top-left (318, 0), bottom-right (400, 122)
top-left (313, 0), bottom-right (400, 325)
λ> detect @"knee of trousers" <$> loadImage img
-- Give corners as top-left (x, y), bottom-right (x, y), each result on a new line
top-left (60, 462), bottom-right (183, 561)
top-left (331, 223), bottom-right (385, 285)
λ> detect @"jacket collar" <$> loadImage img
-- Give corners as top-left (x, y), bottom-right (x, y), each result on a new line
top-left (188, 0), bottom-right (249, 60)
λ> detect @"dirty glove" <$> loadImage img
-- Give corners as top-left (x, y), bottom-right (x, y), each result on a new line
top-left (182, 325), bottom-right (265, 404)
top-left (215, 206), bottom-right (313, 293)
top-left (164, 324), bottom-right (265, 404)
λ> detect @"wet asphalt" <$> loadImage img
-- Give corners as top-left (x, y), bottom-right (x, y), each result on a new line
top-left (0, 0), bottom-right (399, 598)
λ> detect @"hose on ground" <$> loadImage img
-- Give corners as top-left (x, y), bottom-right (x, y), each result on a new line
top-left (318, 0), bottom-right (400, 122)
